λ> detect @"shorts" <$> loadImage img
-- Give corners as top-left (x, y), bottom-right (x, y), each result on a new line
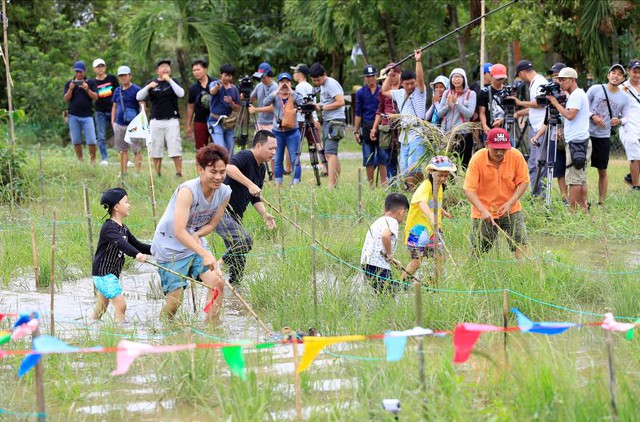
top-left (590, 136), bottom-right (609, 169)
top-left (553, 148), bottom-right (566, 178)
top-left (68, 114), bottom-right (97, 145)
top-left (113, 123), bottom-right (143, 153)
top-left (157, 254), bottom-right (207, 295)
top-left (471, 211), bottom-right (527, 254)
top-left (406, 225), bottom-right (443, 258)
top-left (150, 118), bottom-right (182, 158)
top-left (322, 120), bottom-right (344, 155)
top-left (363, 264), bottom-right (395, 294)
top-left (93, 274), bottom-right (122, 299)
top-left (566, 139), bottom-right (592, 186)
top-left (621, 131), bottom-right (640, 161)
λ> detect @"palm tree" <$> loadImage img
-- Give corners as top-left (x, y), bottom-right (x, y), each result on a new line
top-left (123, 0), bottom-right (240, 84)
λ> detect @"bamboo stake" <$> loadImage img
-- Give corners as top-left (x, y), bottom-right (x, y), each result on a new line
top-left (283, 328), bottom-right (302, 422)
top-left (141, 105), bottom-right (158, 228)
top-left (311, 189), bottom-right (318, 319)
top-left (190, 280), bottom-right (197, 314)
top-left (480, 0), bottom-right (486, 90)
top-left (2, 0), bottom-right (16, 216)
top-left (432, 177), bottom-right (441, 286)
top-left (30, 221), bottom-right (40, 289)
top-left (83, 185), bottom-right (95, 262)
top-left (357, 168), bottom-right (363, 220)
top-left (49, 209), bottom-right (56, 336)
top-left (38, 143), bottom-right (44, 202)
top-left (187, 329), bottom-right (195, 381)
top-left (605, 330), bottom-right (619, 422)
top-left (32, 325), bottom-right (46, 422)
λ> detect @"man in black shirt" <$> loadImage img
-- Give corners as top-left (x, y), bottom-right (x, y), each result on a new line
top-left (186, 59), bottom-right (214, 150)
top-left (91, 58), bottom-right (119, 165)
top-left (64, 60), bottom-right (99, 163)
top-left (215, 130), bottom-right (277, 284)
top-left (137, 59), bottom-right (185, 177)
top-left (478, 63), bottom-right (508, 135)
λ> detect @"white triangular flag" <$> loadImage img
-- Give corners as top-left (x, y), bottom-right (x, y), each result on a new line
top-left (124, 110), bottom-right (151, 146)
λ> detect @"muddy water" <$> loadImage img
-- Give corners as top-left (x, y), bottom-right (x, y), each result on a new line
top-left (532, 235), bottom-right (640, 268)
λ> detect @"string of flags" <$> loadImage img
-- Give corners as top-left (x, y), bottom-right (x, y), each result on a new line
top-left (2, 310), bottom-right (640, 379)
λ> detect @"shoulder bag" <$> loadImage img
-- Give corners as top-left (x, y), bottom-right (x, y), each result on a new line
top-left (601, 84), bottom-right (619, 137)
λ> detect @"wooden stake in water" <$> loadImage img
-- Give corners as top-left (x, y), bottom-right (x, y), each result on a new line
top-left (432, 176), bottom-right (441, 286)
top-left (357, 168), bottom-right (363, 220)
top-left (311, 189), bottom-right (318, 318)
top-left (49, 209), bottom-right (57, 336)
top-left (605, 330), bottom-right (619, 422)
top-left (38, 143), bottom-right (44, 201)
top-left (283, 328), bottom-right (303, 422)
top-left (30, 221), bottom-right (40, 289)
top-left (32, 325), bottom-right (46, 422)
top-left (187, 329), bottom-right (195, 381)
top-left (190, 281), bottom-right (197, 314)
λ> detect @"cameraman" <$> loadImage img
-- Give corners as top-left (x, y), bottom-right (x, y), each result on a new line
top-left (586, 64), bottom-right (630, 204)
top-left (250, 62), bottom-right (280, 173)
top-left (478, 63), bottom-right (508, 134)
top-left (310, 63), bottom-right (346, 189)
top-left (291, 63), bottom-right (328, 176)
top-left (208, 63), bottom-right (241, 155)
top-left (546, 67), bottom-right (591, 212)
top-left (510, 60), bottom-right (548, 196)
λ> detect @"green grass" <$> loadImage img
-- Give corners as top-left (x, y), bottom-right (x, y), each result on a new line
top-left (1, 141), bottom-right (640, 420)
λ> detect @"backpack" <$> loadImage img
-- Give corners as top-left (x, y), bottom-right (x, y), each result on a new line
top-left (281, 95), bottom-right (297, 130)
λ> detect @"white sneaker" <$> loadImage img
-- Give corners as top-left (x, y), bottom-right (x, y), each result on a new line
top-left (100, 160), bottom-right (109, 166)
top-left (127, 161), bottom-right (134, 168)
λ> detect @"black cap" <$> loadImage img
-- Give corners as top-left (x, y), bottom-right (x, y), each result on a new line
top-left (515, 59), bottom-right (533, 77)
top-left (628, 59), bottom-right (640, 70)
top-left (362, 64), bottom-right (377, 76)
top-left (290, 63), bottom-right (310, 75)
top-left (156, 59), bottom-right (171, 68)
top-left (547, 62), bottom-right (567, 75)
top-left (100, 188), bottom-right (127, 211)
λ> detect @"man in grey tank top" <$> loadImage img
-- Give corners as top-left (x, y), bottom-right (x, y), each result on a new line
top-left (152, 144), bottom-right (231, 321)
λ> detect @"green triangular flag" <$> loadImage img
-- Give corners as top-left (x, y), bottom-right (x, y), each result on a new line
top-left (256, 342), bottom-right (277, 349)
top-left (222, 346), bottom-right (246, 381)
top-left (0, 331), bottom-right (10, 346)
top-left (625, 319), bottom-right (640, 341)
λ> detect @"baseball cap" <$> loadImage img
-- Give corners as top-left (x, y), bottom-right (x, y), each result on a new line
top-left (117, 66), bottom-right (131, 76)
top-left (490, 63), bottom-right (508, 79)
top-left (363, 65), bottom-right (377, 76)
top-left (72, 61), bottom-right (86, 72)
top-left (92, 58), bottom-right (106, 68)
top-left (426, 156), bottom-right (457, 172)
top-left (609, 64), bottom-right (626, 75)
top-left (291, 63), bottom-right (309, 75)
top-left (253, 62), bottom-right (272, 79)
top-left (429, 75), bottom-right (450, 90)
top-left (486, 128), bottom-right (511, 149)
top-left (515, 59), bottom-right (534, 76)
top-left (557, 67), bottom-right (578, 79)
top-left (483, 62), bottom-right (494, 74)
top-left (156, 59), bottom-right (171, 68)
top-left (547, 62), bottom-right (566, 75)
top-left (628, 59), bottom-right (640, 70)
top-left (277, 72), bottom-right (292, 82)
top-left (100, 188), bottom-right (127, 211)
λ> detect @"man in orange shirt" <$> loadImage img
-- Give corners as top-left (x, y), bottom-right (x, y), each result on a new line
top-left (463, 128), bottom-right (529, 258)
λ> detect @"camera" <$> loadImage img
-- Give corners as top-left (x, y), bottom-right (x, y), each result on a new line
top-left (495, 85), bottom-right (517, 107)
top-left (72, 80), bottom-right (84, 86)
top-left (535, 82), bottom-right (567, 107)
top-left (382, 399), bottom-right (400, 415)
top-left (296, 93), bottom-right (317, 115)
top-left (238, 75), bottom-right (254, 101)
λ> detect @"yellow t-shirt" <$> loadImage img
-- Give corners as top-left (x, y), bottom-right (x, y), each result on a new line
top-left (405, 178), bottom-right (444, 243)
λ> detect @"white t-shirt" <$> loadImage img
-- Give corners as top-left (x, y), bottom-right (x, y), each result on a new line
top-left (528, 74), bottom-right (548, 132)
top-left (360, 216), bottom-right (399, 270)
top-left (620, 81), bottom-right (640, 141)
top-left (294, 80), bottom-right (318, 123)
top-left (391, 87), bottom-right (427, 141)
top-left (562, 88), bottom-right (591, 143)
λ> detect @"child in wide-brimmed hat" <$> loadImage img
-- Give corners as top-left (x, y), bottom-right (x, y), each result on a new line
top-left (92, 188), bottom-right (150, 322)
top-left (403, 156), bottom-right (456, 283)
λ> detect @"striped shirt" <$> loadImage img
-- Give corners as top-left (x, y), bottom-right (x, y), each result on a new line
top-left (391, 88), bottom-right (427, 142)
top-left (92, 219), bottom-right (151, 277)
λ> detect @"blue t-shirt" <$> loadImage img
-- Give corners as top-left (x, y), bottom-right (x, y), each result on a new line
top-left (209, 80), bottom-right (240, 119)
top-left (111, 84), bottom-right (141, 126)
top-left (355, 85), bottom-right (380, 122)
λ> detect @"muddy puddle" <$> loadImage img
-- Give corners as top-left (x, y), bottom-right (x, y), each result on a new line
top-left (532, 235), bottom-right (640, 269)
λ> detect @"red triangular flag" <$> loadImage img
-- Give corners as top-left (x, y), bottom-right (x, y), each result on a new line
top-left (452, 323), bottom-right (501, 363)
top-left (203, 288), bottom-right (220, 314)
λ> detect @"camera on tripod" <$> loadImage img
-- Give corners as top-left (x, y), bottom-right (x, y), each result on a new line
top-left (535, 82), bottom-right (567, 107)
top-left (495, 85), bottom-right (516, 106)
top-left (238, 75), bottom-right (254, 102)
top-left (296, 94), bottom-right (317, 115)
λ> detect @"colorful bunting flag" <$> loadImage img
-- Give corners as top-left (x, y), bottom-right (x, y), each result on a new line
top-left (202, 288), bottom-right (220, 314)
top-left (112, 340), bottom-right (196, 376)
top-left (11, 319), bottom-right (39, 340)
top-left (297, 335), bottom-right (366, 373)
top-left (222, 346), bottom-right (246, 380)
top-left (0, 331), bottom-right (11, 346)
top-left (626, 319), bottom-right (640, 340)
top-left (124, 111), bottom-right (151, 146)
top-left (18, 336), bottom-right (78, 378)
top-left (452, 323), bottom-right (501, 363)
top-left (511, 308), bottom-right (576, 335)
top-left (384, 327), bottom-right (434, 362)
top-left (601, 313), bottom-right (636, 332)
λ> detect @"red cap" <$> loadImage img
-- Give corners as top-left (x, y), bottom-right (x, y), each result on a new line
top-left (490, 63), bottom-right (508, 79)
top-left (486, 128), bottom-right (511, 149)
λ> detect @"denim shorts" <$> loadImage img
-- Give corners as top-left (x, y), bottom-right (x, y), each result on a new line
top-left (158, 254), bottom-right (207, 295)
top-left (93, 274), bottom-right (123, 299)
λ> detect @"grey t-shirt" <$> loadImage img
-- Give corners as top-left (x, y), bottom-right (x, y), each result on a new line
top-left (264, 91), bottom-right (304, 131)
top-left (294, 81), bottom-right (318, 123)
top-left (251, 81), bottom-right (278, 125)
top-left (320, 77), bottom-right (345, 121)
top-left (587, 84), bottom-right (630, 138)
top-left (152, 177), bottom-right (231, 262)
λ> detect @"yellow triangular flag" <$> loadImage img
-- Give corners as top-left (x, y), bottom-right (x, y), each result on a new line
top-left (297, 335), bottom-right (366, 373)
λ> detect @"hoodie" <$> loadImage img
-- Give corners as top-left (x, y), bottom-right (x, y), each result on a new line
top-left (436, 68), bottom-right (476, 133)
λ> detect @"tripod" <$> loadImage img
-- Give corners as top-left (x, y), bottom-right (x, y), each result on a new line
top-left (503, 102), bottom-right (517, 148)
top-left (292, 111), bottom-right (325, 186)
top-left (533, 106), bottom-right (559, 208)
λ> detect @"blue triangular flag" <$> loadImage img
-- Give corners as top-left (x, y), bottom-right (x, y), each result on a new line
top-left (384, 333), bottom-right (408, 362)
top-left (18, 336), bottom-right (78, 377)
top-left (511, 308), bottom-right (576, 335)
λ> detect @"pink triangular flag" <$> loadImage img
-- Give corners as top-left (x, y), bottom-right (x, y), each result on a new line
top-left (112, 340), bottom-right (196, 375)
top-left (11, 319), bottom-right (39, 340)
top-left (452, 323), bottom-right (501, 363)
top-left (602, 313), bottom-right (636, 332)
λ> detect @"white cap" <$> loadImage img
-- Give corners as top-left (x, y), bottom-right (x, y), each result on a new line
top-left (117, 65), bottom-right (131, 76)
top-left (557, 67), bottom-right (578, 79)
top-left (93, 58), bottom-right (106, 68)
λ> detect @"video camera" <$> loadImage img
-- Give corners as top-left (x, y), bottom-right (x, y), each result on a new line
top-left (495, 85), bottom-right (517, 107)
top-left (535, 82), bottom-right (567, 107)
top-left (296, 94), bottom-right (317, 115)
top-left (238, 75), bottom-right (254, 102)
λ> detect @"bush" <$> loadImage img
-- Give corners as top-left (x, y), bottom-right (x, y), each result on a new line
top-left (0, 140), bottom-right (32, 203)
